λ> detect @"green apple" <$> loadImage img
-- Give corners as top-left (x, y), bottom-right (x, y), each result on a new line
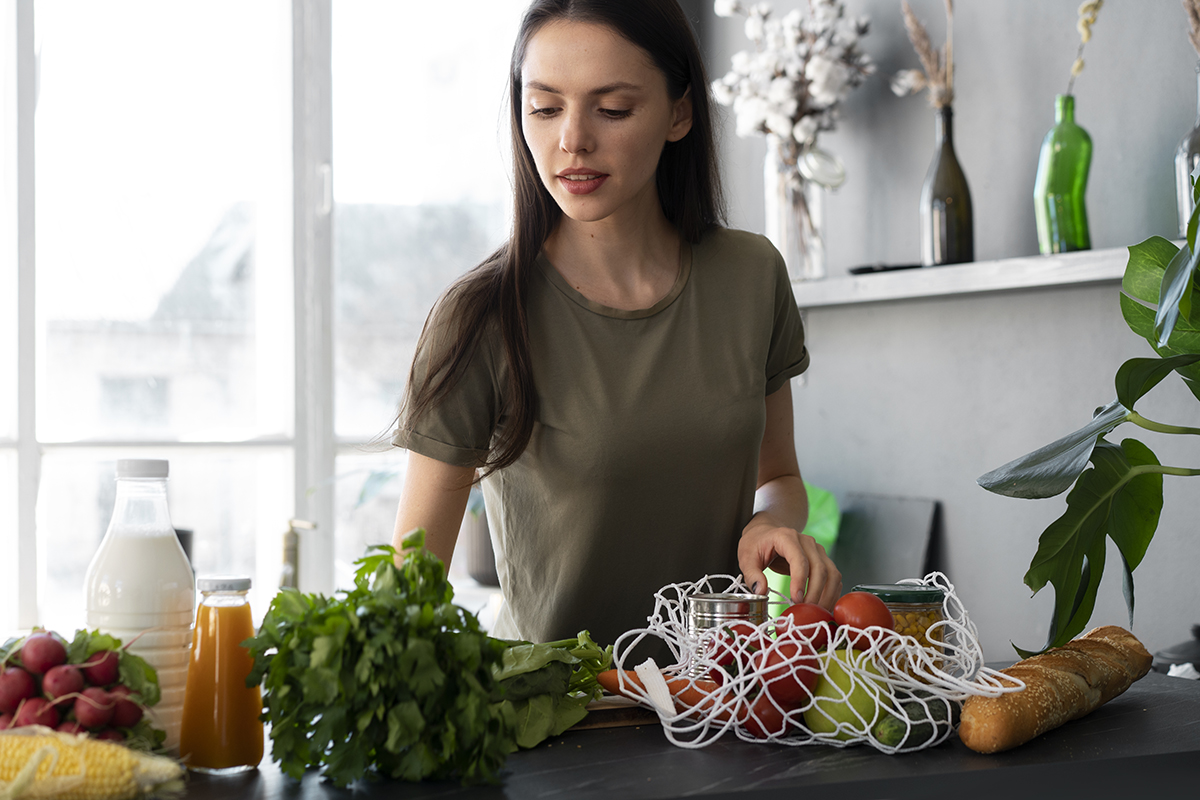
top-left (803, 648), bottom-right (892, 740)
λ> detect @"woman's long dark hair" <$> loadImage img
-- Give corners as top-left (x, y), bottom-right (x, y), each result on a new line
top-left (399, 0), bottom-right (726, 477)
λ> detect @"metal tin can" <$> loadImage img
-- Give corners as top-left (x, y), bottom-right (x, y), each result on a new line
top-left (687, 592), bottom-right (769, 676)
top-left (688, 592), bottom-right (769, 638)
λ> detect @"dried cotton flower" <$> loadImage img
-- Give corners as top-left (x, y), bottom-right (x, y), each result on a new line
top-left (1183, 0), bottom-right (1200, 57)
top-left (714, 0), bottom-right (742, 17)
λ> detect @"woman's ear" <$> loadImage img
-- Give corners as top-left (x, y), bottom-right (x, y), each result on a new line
top-left (666, 85), bottom-right (694, 142)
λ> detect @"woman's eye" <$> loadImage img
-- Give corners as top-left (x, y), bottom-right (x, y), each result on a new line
top-left (529, 107), bottom-right (559, 117)
top-left (600, 108), bottom-right (633, 119)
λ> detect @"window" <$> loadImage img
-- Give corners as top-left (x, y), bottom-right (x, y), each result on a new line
top-left (330, 0), bottom-right (525, 595)
top-left (4, 0), bottom-right (526, 637)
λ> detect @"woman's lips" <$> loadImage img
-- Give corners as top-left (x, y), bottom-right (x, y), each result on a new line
top-left (558, 172), bottom-right (608, 195)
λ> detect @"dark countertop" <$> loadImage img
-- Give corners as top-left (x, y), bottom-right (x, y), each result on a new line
top-left (185, 671), bottom-right (1200, 800)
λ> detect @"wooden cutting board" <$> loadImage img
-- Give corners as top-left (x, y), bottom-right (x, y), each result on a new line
top-left (570, 696), bottom-right (660, 730)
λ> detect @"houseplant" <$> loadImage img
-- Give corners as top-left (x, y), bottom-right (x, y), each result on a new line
top-left (978, 170), bottom-right (1200, 656)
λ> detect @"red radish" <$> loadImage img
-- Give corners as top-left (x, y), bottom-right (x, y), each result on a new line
top-left (42, 664), bottom-right (85, 701)
top-left (81, 650), bottom-right (120, 687)
top-left (96, 728), bottom-right (125, 742)
top-left (73, 687), bottom-right (115, 729)
top-left (0, 713), bottom-right (13, 729)
top-left (0, 667), bottom-right (36, 713)
top-left (14, 696), bottom-right (59, 728)
top-left (56, 720), bottom-right (85, 734)
top-left (18, 632), bottom-right (67, 675)
top-left (108, 685), bottom-right (144, 727)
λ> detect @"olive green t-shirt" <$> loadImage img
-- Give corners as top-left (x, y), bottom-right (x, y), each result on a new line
top-left (393, 227), bottom-right (809, 650)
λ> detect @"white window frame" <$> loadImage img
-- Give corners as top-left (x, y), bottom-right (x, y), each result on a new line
top-left (9, 0), bottom-right (337, 629)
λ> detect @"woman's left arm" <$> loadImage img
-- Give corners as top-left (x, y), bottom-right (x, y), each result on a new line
top-left (738, 381), bottom-right (842, 609)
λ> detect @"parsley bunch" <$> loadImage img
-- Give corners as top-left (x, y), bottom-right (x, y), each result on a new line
top-left (245, 529), bottom-right (515, 786)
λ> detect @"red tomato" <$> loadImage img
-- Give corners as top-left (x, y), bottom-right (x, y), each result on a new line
top-left (832, 592), bottom-right (894, 650)
top-left (744, 692), bottom-right (790, 739)
top-left (753, 639), bottom-right (819, 707)
top-left (704, 621), bottom-right (766, 681)
top-left (776, 603), bottom-right (836, 650)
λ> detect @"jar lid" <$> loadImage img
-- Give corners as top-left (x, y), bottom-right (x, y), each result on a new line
top-left (852, 583), bottom-right (945, 604)
top-left (198, 576), bottom-right (252, 592)
top-left (116, 459), bottom-right (169, 479)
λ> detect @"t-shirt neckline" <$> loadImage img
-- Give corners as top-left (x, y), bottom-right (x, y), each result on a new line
top-left (535, 239), bottom-right (693, 320)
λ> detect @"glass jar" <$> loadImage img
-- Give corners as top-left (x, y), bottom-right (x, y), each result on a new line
top-left (851, 584), bottom-right (945, 652)
top-left (179, 576), bottom-right (264, 774)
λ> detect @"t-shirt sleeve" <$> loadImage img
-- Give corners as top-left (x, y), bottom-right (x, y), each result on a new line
top-left (764, 248), bottom-right (810, 395)
top-left (390, 300), bottom-right (501, 468)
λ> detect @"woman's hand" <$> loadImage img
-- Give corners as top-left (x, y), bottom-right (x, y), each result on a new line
top-left (738, 511), bottom-right (841, 610)
top-left (742, 382), bottom-right (842, 610)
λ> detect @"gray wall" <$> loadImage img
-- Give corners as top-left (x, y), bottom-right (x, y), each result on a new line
top-left (701, 1), bottom-right (1200, 660)
top-left (705, 0), bottom-right (1198, 266)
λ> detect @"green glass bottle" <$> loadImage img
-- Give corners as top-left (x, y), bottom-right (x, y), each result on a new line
top-left (1034, 94), bottom-right (1092, 254)
top-left (920, 105), bottom-right (974, 266)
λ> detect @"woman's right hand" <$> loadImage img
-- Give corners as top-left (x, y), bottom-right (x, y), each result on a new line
top-left (392, 452), bottom-right (477, 567)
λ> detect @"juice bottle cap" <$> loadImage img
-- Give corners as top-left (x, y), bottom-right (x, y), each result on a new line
top-left (198, 576), bottom-right (252, 592)
top-left (116, 459), bottom-right (169, 479)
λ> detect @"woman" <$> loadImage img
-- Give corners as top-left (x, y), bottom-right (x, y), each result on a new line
top-left (392, 0), bottom-right (840, 650)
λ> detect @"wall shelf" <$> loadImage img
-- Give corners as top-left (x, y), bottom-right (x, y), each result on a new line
top-left (792, 246), bottom-right (1131, 310)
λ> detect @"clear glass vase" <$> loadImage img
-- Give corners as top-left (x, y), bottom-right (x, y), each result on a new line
top-left (764, 138), bottom-right (826, 281)
top-left (1176, 61), bottom-right (1200, 239)
top-left (1034, 94), bottom-right (1092, 254)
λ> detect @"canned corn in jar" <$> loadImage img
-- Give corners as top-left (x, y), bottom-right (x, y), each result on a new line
top-left (850, 584), bottom-right (945, 651)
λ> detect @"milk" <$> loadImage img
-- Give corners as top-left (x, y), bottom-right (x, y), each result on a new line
top-left (84, 460), bottom-right (194, 752)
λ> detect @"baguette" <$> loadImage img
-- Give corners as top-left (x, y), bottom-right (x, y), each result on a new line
top-left (958, 625), bottom-right (1152, 753)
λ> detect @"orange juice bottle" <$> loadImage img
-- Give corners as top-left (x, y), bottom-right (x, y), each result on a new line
top-left (179, 577), bottom-right (264, 773)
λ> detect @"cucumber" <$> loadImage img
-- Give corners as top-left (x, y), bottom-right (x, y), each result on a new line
top-left (871, 691), bottom-right (960, 748)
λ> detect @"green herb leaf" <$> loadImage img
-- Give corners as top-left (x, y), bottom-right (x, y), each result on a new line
top-left (978, 400), bottom-right (1128, 499)
top-left (245, 534), bottom-right (515, 786)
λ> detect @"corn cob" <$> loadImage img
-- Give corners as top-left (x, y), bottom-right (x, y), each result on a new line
top-left (0, 727), bottom-right (183, 799)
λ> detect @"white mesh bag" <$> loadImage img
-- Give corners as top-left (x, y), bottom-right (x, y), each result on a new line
top-left (607, 572), bottom-right (1024, 752)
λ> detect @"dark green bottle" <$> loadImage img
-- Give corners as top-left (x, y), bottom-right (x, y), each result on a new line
top-left (920, 105), bottom-right (974, 266)
top-left (1034, 94), bottom-right (1092, 254)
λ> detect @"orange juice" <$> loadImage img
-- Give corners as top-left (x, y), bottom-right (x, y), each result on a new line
top-left (179, 577), bottom-right (263, 772)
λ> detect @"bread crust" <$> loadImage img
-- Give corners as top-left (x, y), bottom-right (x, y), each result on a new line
top-left (958, 625), bottom-right (1152, 753)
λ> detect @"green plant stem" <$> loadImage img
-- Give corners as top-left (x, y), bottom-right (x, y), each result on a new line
top-left (1128, 463), bottom-right (1200, 479)
top-left (1127, 411), bottom-right (1200, 436)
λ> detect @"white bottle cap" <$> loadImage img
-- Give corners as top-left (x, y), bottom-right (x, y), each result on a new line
top-left (198, 576), bottom-right (252, 592)
top-left (116, 459), bottom-right (169, 479)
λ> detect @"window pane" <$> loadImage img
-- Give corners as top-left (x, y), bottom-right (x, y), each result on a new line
top-left (331, 0), bottom-right (526, 442)
top-left (1, 0), bottom-right (16, 443)
top-left (38, 448), bottom-right (293, 634)
top-left (0, 451), bottom-right (15, 636)
top-left (34, 0), bottom-right (293, 443)
top-left (334, 449), bottom-right (501, 630)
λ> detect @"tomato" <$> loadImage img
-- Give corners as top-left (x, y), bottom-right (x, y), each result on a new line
top-left (775, 603), bottom-right (836, 650)
top-left (703, 620), bottom-right (766, 682)
top-left (752, 639), bottom-right (818, 706)
top-left (832, 592), bottom-right (894, 650)
top-left (743, 692), bottom-right (790, 739)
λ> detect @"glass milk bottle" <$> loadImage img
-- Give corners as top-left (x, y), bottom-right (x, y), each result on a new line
top-left (179, 577), bottom-right (264, 773)
top-left (84, 459), bottom-right (194, 751)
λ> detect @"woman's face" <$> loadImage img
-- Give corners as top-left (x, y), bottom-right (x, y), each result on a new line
top-left (520, 20), bottom-right (692, 226)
